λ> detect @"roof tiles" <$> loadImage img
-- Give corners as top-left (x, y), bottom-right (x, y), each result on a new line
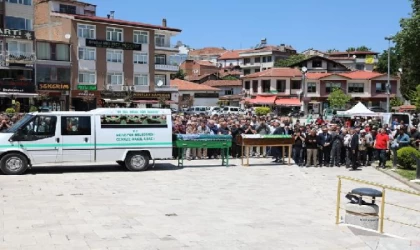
top-left (171, 79), bottom-right (220, 91)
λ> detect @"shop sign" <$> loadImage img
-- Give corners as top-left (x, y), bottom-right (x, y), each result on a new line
top-left (86, 39), bottom-right (142, 51)
top-left (0, 80), bottom-right (35, 93)
top-left (194, 93), bottom-right (219, 98)
top-left (38, 83), bottom-right (70, 91)
top-left (77, 85), bottom-right (97, 91)
top-left (71, 90), bottom-right (100, 98)
top-left (132, 92), bottom-right (171, 100)
top-left (0, 28), bottom-right (34, 40)
top-left (100, 91), bottom-right (128, 99)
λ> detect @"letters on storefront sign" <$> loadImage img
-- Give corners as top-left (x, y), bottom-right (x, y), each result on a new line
top-left (38, 83), bottom-right (70, 91)
top-left (0, 80), bottom-right (35, 93)
top-left (132, 92), bottom-right (171, 99)
top-left (0, 29), bottom-right (34, 40)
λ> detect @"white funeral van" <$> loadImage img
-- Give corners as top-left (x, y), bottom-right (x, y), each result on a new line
top-left (0, 108), bottom-right (172, 175)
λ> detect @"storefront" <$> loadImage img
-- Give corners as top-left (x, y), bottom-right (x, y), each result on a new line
top-left (131, 92), bottom-right (172, 108)
top-left (100, 91), bottom-right (131, 108)
top-left (37, 82), bottom-right (70, 111)
top-left (0, 79), bottom-right (37, 112)
top-left (71, 90), bottom-right (101, 111)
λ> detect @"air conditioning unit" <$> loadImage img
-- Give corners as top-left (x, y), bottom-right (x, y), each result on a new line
top-left (107, 85), bottom-right (113, 91)
top-left (129, 86), bottom-right (135, 91)
top-left (122, 86), bottom-right (128, 91)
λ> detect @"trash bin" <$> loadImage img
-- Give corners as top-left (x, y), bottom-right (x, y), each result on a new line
top-left (344, 187), bottom-right (383, 230)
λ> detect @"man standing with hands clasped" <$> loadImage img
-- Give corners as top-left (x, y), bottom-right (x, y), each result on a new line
top-left (317, 126), bottom-right (332, 167)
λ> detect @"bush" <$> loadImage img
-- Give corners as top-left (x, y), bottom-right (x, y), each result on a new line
top-left (255, 107), bottom-right (271, 116)
top-left (29, 106), bottom-right (38, 112)
top-left (5, 108), bottom-right (15, 114)
top-left (397, 146), bottom-right (420, 169)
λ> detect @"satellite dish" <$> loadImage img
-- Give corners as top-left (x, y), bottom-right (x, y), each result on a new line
top-left (64, 34), bottom-right (71, 39)
top-left (157, 80), bottom-right (164, 87)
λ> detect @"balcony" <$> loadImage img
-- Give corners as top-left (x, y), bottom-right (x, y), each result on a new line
top-left (155, 43), bottom-right (179, 52)
top-left (155, 64), bottom-right (179, 72)
top-left (355, 58), bottom-right (378, 64)
top-left (6, 52), bottom-right (35, 65)
top-left (154, 84), bottom-right (178, 92)
top-left (133, 85), bottom-right (150, 92)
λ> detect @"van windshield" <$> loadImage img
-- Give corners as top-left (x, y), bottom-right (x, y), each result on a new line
top-left (4, 114), bottom-right (34, 133)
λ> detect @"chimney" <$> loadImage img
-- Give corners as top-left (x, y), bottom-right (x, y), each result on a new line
top-left (107, 14), bottom-right (110, 19)
top-left (110, 11), bottom-right (115, 19)
top-left (162, 18), bottom-right (167, 27)
top-left (280, 43), bottom-right (285, 46)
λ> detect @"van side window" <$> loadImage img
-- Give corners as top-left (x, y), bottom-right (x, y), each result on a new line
top-left (20, 116), bottom-right (57, 140)
top-left (61, 117), bottom-right (91, 136)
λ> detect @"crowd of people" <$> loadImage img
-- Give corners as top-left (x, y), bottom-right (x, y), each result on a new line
top-left (172, 112), bottom-right (420, 169)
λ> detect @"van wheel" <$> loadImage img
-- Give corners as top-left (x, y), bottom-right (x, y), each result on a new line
top-left (0, 153), bottom-right (28, 175)
top-left (125, 152), bottom-right (149, 171)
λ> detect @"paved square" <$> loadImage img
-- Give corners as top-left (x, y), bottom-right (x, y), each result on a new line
top-left (0, 159), bottom-right (419, 250)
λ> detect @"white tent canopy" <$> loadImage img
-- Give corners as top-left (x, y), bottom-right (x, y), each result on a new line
top-left (342, 102), bottom-right (381, 117)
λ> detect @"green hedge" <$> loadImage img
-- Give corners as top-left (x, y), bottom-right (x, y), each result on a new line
top-left (255, 107), bottom-right (271, 116)
top-left (397, 146), bottom-right (420, 170)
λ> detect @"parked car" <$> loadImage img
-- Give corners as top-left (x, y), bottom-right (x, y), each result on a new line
top-left (184, 106), bottom-right (209, 115)
top-left (221, 106), bottom-right (246, 115)
top-left (207, 106), bottom-right (221, 116)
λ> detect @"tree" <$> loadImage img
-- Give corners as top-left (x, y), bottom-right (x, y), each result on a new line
top-left (375, 47), bottom-right (400, 75)
top-left (346, 46), bottom-right (371, 52)
top-left (274, 54), bottom-right (307, 67)
top-left (327, 88), bottom-right (351, 109)
top-left (390, 97), bottom-right (404, 108)
top-left (170, 69), bottom-right (186, 80)
top-left (394, 0), bottom-right (420, 99)
top-left (412, 85), bottom-right (420, 110)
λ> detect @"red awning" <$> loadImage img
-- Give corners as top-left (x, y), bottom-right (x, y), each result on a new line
top-left (249, 95), bottom-right (276, 105)
top-left (275, 98), bottom-right (301, 106)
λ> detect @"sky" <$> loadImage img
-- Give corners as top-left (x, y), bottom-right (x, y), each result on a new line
top-left (87, 0), bottom-right (412, 53)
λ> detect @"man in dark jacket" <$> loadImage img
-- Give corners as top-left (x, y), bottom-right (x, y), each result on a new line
top-left (317, 126), bottom-right (333, 167)
top-left (330, 127), bottom-right (343, 167)
top-left (349, 128), bottom-right (359, 170)
top-left (231, 122), bottom-right (245, 158)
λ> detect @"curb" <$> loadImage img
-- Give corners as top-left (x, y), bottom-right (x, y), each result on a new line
top-left (375, 167), bottom-right (420, 192)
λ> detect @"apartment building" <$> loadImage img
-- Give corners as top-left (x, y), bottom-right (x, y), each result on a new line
top-left (34, 0), bottom-right (181, 110)
top-left (327, 51), bottom-right (379, 71)
top-left (242, 68), bottom-right (401, 115)
top-left (240, 39), bottom-right (297, 76)
top-left (0, 0), bottom-right (36, 111)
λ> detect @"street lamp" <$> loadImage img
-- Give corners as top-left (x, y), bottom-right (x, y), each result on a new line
top-left (385, 35), bottom-right (394, 112)
top-left (301, 66), bottom-right (308, 112)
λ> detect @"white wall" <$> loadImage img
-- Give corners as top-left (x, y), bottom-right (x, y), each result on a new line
top-left (5, 1), bottom-right (34, 24)
top-left (180, 91), bottom-right (219, 106)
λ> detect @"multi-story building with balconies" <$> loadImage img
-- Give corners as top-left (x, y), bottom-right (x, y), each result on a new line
top-left (34, 0), bottom-right (181, 110)
top-left (0, 0), bottom-right (36, 111)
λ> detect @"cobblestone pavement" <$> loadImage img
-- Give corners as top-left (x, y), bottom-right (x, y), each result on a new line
top-left (0, 158), bottom-right (420, 250)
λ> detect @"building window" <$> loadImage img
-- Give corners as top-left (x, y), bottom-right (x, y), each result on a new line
top-left (276, 80), bottom-right (286, 92)
top-left (77, 24), bottom-right (95, 39)
top-left (326, 82), bottom-right (341, 93)
top-left (106, 49), bottom-right (123, 63)
top-left (78, 71), bottom-right (96, 84)
top-left (155, 54), bottom-right (166, 65)
top-left (244, 81), bottom-right (250, 90)
top-left (312, 60), bottom-right (322, 68)
top-left (5, 16), bottom-right (32, 30)
top-left (348, 83), bottom-right (364, 93)
top-left (243, 69), bottom-right (251, 75)
top-left (254, 69), bottom-right (260, 73)
top-left (107, 72), bottom-right (123, 85)
top-left (78, 47), bottom-right (96, 60)
top-left (262, 80), bottom-right (271, 93)
top-left (252, 80), bottom-right (258, 93)
top-left (57, 68), bottom-right (71, 83)
top-left (56, 44), bottom-right (69, 61)
top-left (134, 31), bottom-right (148, 44)
top-left (254, 57), bottom-right (260, 63)
top-left (155, 34), bottom-right (165, 47)
top-left (262, 56), bottom-right (272, 63)
top-left (6, 0), bottom-right (31, 6)
top-left (36, 42), bottom-right (51, 60)
top-left (224, 90), bottom-right (233, 95)
top-left (106, 27), bottom-right (123, 42)
top-left (375, 82), bottom-right (387, 93)
top-left (7, 41), bottom-right (31, 56)
top-left (291, 80), bottom-right (301, 89)
top-left (244, 58), bottom-right (251, 64)
top-left (134, 52), bottom-right (148, 64)
top-left (134, 74), bottom-right (148, 86)
top-left (307, 82), bottom-right (316, 93)
top-left (155, 74), bottom-right (166, 86)
top-left (356, 64), bottom-right (364, 70)
top-left (59, 4), bottom-right (76, 14)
